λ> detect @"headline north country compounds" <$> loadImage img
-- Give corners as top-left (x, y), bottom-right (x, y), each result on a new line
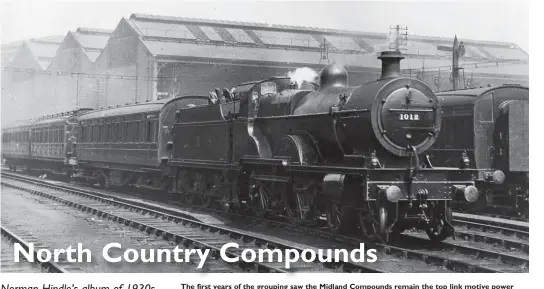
top-left (12, 242), bottom-right (378, 269)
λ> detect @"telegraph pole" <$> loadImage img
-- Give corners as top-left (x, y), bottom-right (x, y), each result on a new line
top-left (437, 35), bottom-right (466, 90)
top-left (319, 39), bottom-right (329, 65)
top-left (389, 25), bottom-right (408, 52)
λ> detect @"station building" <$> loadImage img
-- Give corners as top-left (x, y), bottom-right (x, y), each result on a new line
top-left (2, 13), bottom-right (529, 124)
top-left (93, 14), bottom-right (529, 107)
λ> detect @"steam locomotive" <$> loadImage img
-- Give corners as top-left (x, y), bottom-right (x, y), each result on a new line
top-left (2, 50), bottom-right (480, 242)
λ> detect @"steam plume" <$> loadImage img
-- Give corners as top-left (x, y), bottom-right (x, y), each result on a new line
top-left (287, 67), bottom-right (318, 89)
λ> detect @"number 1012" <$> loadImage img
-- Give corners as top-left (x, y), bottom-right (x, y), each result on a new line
top-left (398, 113), bottom-right (420, 121)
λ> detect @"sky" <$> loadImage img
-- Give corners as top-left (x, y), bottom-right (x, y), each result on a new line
top-left (0, 0), bottom-right (530, 52)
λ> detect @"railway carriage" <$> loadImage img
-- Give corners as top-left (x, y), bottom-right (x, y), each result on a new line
top-left (432, 85), bottom-right (529, 217)
top-left (73, 101), bottom-right (167, 188)
top-left (2, 120), bottom-right (32, 170)
top-left (2, 109), bottom-right (91, 175)
top-left (74, 98), bottom-right (210, 190)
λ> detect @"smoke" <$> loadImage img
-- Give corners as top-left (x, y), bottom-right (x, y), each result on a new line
top-left (287, 67), bottom-right (318, 89)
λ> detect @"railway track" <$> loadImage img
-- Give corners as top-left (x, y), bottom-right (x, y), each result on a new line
top-left (221, 207), bottom-right (529, 272)
top-left (1, 222), bottom-right (81, 273)
top-left (1, 174), bottom-right (398, 273)
top-left (0, 171), bottom-right (528, 273)
top-left (452, 201), bottom-right (528, 223)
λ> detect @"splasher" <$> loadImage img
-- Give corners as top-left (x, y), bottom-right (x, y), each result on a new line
top-left (287, 67), bottom-right (319, 89)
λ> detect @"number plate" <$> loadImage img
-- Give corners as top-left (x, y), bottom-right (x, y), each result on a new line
top-left (398, 113), bottom-right (420, 121)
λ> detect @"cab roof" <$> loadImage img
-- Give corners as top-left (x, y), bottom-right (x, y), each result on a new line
top-left (436, 84), bottom-right (528, 107)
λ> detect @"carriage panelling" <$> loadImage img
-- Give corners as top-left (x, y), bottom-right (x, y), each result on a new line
top-left (76, 102), bottom-right (165, 168)
top-left (2, 126), bottom-right (31, 159)
top-left (29, 117), bottom-right (70, 161)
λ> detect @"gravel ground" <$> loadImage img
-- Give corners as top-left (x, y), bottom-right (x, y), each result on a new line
top-left (1, 187), bottom-right (229, 273)
top-left (1, 238), bottom-right (43, 273)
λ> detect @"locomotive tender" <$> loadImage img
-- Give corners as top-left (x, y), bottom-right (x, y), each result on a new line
top-left (2, 50), bottom-right (480, 242)
top-left (432, 85), bottom-right (529, 218)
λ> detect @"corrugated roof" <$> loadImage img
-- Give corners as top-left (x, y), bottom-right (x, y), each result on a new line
top-left (51, 28), bottom-right (112, 65)
top-left (141, 39), bottom-right (528, 77)
top-left (76, 27), bottom-right (113, 35)
top-left (130, 18), bottom-right (196, 39)
top-left (2, 35), bottom-right (63, 69)
top-left (74, 32), bottom-right (110, 50)
top-left (142, 40), bottom-right (381, 68)
top-left (130, 13), bottom-right (521, 49)
top-left (130, 13), bottom-right (394, 38)
top-left (20, 36), bottom-right (63, 69)
top-left (126, 14), bottom-right (527, 62)
top-left (26, 40), bottom-right (61, 59)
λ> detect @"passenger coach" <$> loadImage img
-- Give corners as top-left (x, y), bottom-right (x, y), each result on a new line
top-left (432, 85), bottom-right (529, 216)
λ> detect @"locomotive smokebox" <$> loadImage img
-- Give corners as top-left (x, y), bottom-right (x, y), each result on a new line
top-left (319, 63), bottom-right (348, 90)
top-left (377, 50), bottom-right (405, 80)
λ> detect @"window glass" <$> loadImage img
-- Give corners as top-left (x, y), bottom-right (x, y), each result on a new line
top-left (477, 94), bottom-right (494, 122)
top-left (134, 121), bottom-right (141, 142)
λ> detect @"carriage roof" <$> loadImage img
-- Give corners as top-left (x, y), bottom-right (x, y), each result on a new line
top-left (77, 100), bottom-right (168, 121)
top-left (436, 84), bottom-right (528, 107)
top-left (2, 119), bottom-right (34, 131)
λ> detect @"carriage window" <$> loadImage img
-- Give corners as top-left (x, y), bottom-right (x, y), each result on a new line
top-left (147, 120), bottom-right (158, 142)
top-left (113, 123), bottom-right (118, 142)
top-left (477, 94), bottom-right (494, 122)
top-left (101, 124), bottom-right (107, 142)
top-left (92, 125), bottom-right (97, 142)
top-left (134, 122), bottom-right (139, 142)
top-left (86, 126), bottom-right (91, 142)
top-left (118, 123), bottom-right (123, 142)
top-left (125, 122), bottom-right (130, 142)
top-left (107, 124), bottom-right (112, 142)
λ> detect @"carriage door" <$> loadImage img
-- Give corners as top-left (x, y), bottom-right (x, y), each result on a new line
top-left (474, 92), bottom-right (495, 173)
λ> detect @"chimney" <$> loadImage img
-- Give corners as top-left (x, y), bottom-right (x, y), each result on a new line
top-left (378, 50), bottom-right (405, 80)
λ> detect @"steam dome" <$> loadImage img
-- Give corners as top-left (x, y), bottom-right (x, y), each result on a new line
top-left (319, 63), bottom-right (348, 90)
